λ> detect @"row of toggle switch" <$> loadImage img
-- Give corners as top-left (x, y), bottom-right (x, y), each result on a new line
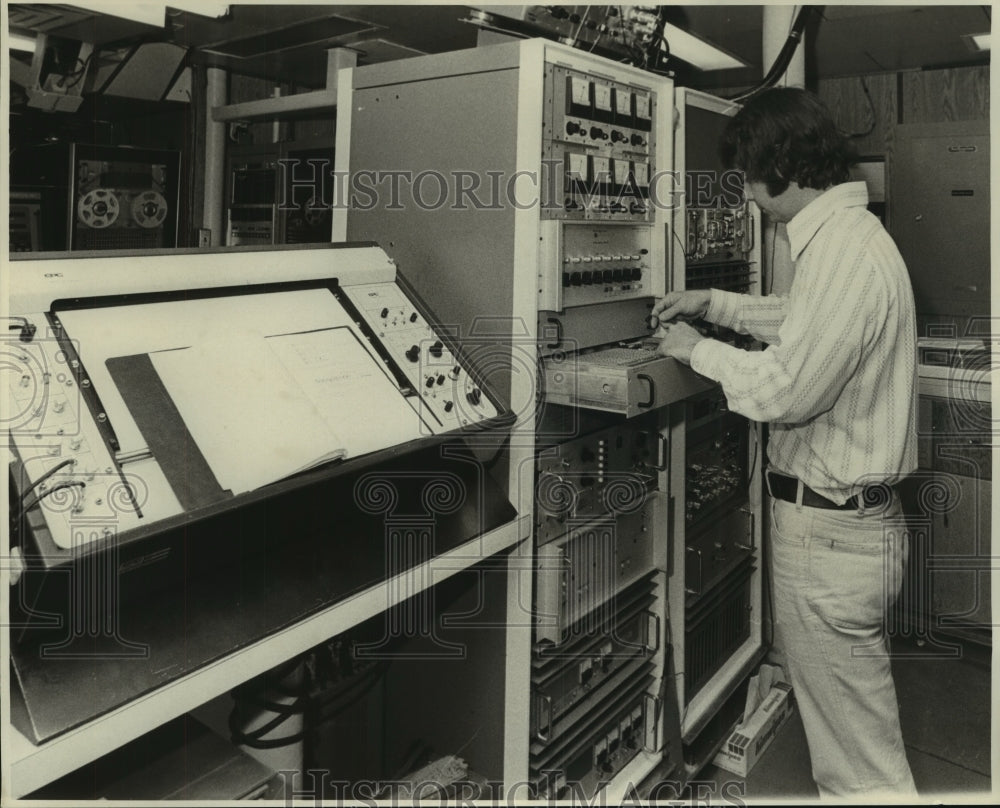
top-left (564, 121), bottom-right (648, 148)
top-left (563, 268), bottom-right (643, 287)
top-left (565, 253), bottom-right (644, 264)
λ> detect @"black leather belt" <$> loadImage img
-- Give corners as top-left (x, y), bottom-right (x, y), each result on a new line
top-left (766, 471), bottom-right (893, 511)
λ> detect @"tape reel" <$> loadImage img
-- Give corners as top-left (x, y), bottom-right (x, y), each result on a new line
top-left (131, 191), bottom-right (169, 229)
top-left (303, 196), bottom-right (328, 227)
top-left (76, 188), bottom-right (121, 229)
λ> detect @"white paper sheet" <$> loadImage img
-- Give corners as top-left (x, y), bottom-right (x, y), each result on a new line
top-left (149, 326), bottom-right (425, 495)
top-left (150, 328), bottom-right (347, 494)
top-left (266, 328), bottom-right (423, 460)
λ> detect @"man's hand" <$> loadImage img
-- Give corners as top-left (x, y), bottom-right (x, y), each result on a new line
top-left (649, 290), bottom-right (711, 328)
top-left (656, 321), bottom-right (706, 365)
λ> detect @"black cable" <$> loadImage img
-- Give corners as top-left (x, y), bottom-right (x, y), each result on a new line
top-left (725, 6), bottom-right (823, 102)
top-left (20, 480), bottom-right (86, 516)
top-left (766, 221), bottom-right (778, 295)
top-left (847, 76), bottom-right (877, 139)
top-left (20, 459), bottom-right (77, 504)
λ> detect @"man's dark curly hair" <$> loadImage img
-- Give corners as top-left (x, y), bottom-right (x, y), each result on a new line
top-left (719, 88), bottom-right (857, 197)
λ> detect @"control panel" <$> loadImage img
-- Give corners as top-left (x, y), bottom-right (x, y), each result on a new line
top-left (685, 207), bottom-right (754, 264)
top-left (6, 337), bottom-right (161, 549)
top-left (343, 282), bottom-right (498, 430)
top-left (535, 506), bottom-right (656, 645)
top-left (544, 66), bottom-right (657, 221)
top-left (7, 248), bottom-right (509, 556)
top-left (555, 224), bottom-right (653, 309)
top-left (535, 414), bottom-right (660, 545)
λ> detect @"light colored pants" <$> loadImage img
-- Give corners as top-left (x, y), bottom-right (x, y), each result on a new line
top-left (770, 494), bottom-right (917, 799)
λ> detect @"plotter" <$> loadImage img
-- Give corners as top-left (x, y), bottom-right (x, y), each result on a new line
top-left (5, 243), bottom-right (516, 743)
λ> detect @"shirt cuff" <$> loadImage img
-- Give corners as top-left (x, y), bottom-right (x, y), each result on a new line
top-left (706, 289), bottom-right (746, 332)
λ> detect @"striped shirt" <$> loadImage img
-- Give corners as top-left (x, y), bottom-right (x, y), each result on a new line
top-left (690, 182), bottom-right (918, 504)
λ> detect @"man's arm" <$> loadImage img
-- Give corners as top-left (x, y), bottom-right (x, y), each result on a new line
top-left (652, 289), bottom-right (788, 345)
top-left (704, 289), bottom-right (788, 345)
top-left (686, 263), bottom-right (885, 424)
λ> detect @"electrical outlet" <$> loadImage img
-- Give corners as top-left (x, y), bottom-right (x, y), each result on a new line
top-left (198, 228), bottom-right (212, 248)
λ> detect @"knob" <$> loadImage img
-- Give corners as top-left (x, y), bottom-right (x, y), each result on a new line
top-left (425, 376), bottom-right (436, 388)
top-left (467, 388), bottom-right (482, 406)
top-left (53, 400), bottom-right (66, 413)
top-left (611, 129), bottom-right (627, 143)
top-left (630, 267), bottom-right (643, 281)
top-left (409, 312), bottom-right (418, 323)
top-left (572, 272), bottom-right (584, 286)
top-left (580, 271), bottom-right (592, 285)
top-left (444, 400), bottom-right (454, 412)
top-left (612, 269), bottom-right (624, 282)
top-left (436, 374), bottom-right (446, 386)
top-left (566, 121), bottom-right (582, 135)
top-left (450, 365), bottom-right (461, 380)
top-left (429, 341), bottom-right (444, 358)
top-left (405, 345), bottom-right (420, 362)
top-left (630, 133), bottom-right (645, 146)
top-left (380, 307), bottom-right (389, 319)
top-left (590, 126), bottom-right (608, 140)
top-left (602, 269), bottom-right (614, 283)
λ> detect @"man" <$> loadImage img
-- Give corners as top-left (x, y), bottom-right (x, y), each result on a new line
top-left (653, 88), bottom-right (918, 797)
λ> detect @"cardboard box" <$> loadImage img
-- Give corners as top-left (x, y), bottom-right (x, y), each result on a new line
top-left (712, 680), bottom-right (794, 777)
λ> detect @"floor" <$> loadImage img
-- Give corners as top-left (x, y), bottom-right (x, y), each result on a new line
top-left (691, 636), bottom-right (992, 802)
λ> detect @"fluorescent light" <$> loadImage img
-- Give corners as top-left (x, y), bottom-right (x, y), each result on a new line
top-left (969, 32), bottom-right (990, 51)
top-left (77, 3), bottom-right (165, 26)
top-left (8, 33), bottom-right (37, 53)
top-left (67, 3), bottom-right (229, 28)
top-left (167, 3), bottom-right (229, 18)
top-left (661, 22), bottom-right (747, 71)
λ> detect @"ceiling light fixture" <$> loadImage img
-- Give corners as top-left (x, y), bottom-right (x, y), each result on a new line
top-left (661, 21), bottom-right (747, 71)
top-left (8, 33), bottom-right (38, 53)
top-left (69, 3), bottom-right (229, 28)
top-left (967, 32), bottom-right (991, 51)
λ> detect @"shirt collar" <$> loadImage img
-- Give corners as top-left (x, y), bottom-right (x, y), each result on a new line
top-left (786, 181), bottom-right (870, 261)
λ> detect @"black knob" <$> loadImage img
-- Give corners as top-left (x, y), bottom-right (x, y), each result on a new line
top-left (580, 271), bottom-right (592, 285)
top-left (612, 269), bottom-right (624, 282)
top-left (467, 388), bottom-right (482, 406)
top-left (611, 129), bottom-right (627, 143)
top-left (630, 267), bottom-right (643, 281)
top-left (630, 202), bottom-right (646, 214)
top-left (380, 307), bottom-right (389, 319)
top-left (425, 376), bottom-right (436, 388)
top-left (409, 312), bottom-right (418, 323)
top-left (571, 272), bottom-right (584, 286)
top-left (602, 269), bottom-right (614, 283)
top-left (450, 365), bottom-right (461, 379)
top-left (566, 121), bottom-right (581, 135)
top-left (429, 341), bottom-right (444, 358)
top-left (630, 133), bottom-right (645, 146)
top-left (436, 374), bottom-right (446, 386)
top-left (405, 345), bottom-right (420, 362)
top-left (590, 126), bottom-right (607, 140)
top-left (444, 400), bottom-right (454, 412)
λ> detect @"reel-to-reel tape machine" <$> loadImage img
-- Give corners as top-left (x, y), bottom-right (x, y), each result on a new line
top-left (73, 150), bottom-right (178, 249)
top-left (11, 142), bottom-right (180, 251)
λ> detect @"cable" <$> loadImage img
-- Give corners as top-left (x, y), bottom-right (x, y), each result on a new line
top-left (725, 6), bottom-right (823, 102)
top-left (19, 459), bottom-right (77, 504)
top-left (766, 221), bottom-right (778, 295)
top-left (19, 481), bottom-right (86, 516)
top-left (847, 76), bottom-right (877, 139)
